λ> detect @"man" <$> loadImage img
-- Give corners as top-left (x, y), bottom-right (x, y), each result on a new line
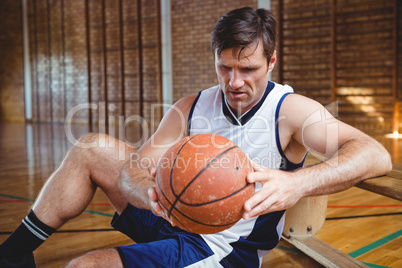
top-left (0, 7), bottom-right (392, 268)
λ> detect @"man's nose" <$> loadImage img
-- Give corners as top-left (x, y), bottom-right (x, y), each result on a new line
top-left (229, 70), bottom-right (245, 89)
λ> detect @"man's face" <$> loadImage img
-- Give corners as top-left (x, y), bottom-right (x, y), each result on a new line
top-left (215, 40), bottom-right (276, 116)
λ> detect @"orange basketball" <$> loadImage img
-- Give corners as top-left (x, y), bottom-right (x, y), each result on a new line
top-left (155, 134), bottom-right (254, 234)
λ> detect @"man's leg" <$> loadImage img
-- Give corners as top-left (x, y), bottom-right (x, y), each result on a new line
top-left (64, 225), bottom-right (217, 268)
top-left (0, 133), bottom-right (136, 267)
top-left (63, 249), bottom-right (123, 268)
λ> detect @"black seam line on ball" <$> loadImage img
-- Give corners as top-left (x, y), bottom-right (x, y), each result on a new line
top-left (168, 199), bottom-right (241, 228)
top-left (156, 195), bottom-right (188, 229)
top-left (156, 135), bottom-right (199, 217)
top-left (168, 145), bottom-right (238, 218)
top-left (157, 154), bottom-right (241, 229)
top-left (179, 183), bottom-right (253, 207)
top-left (169, 135), bottom-right (200, 203)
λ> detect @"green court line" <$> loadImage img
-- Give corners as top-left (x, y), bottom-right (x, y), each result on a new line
top-left (0, 192), bottom-right (398, 267)
top-left (348, 229), bottom-right (402, 258)
top-left (361, 262), bottom-right (390, 268)
top-left (0, 193), bottom-right (113, 217)
top-left (0, 193), bottom-right (35, 203)
top-left (83, 209), bottom-right (114, 217)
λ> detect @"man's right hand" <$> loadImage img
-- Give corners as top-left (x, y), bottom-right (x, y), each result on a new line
top-left (148, 168), bottom-right (175, 226)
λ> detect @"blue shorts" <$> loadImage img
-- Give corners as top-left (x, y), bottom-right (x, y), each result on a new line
top-left (110, 204), bottom-right (216, 268)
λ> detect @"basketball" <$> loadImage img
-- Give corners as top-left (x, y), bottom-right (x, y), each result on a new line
top-left (155, 133), bottom-right (254, 234)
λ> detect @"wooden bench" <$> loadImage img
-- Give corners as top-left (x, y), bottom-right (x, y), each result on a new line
top-left (281, 163), bottom-right (402, 268)
top-left (355, 165), bottom-right (402, 201)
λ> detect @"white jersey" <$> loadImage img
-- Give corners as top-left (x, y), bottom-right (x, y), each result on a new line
top-left (187, 81), bottom-right (305, 267)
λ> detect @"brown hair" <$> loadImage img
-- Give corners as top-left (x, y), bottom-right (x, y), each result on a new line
top-left (211, 7), bottom-right (277, 61)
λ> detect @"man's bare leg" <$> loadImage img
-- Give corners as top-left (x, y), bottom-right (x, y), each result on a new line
top-left (63, 249), bottom-right (123, 268)
top-left (0, 133), bottom-right (136, 267)
top-left (33, 133), bottom-right (135, 227)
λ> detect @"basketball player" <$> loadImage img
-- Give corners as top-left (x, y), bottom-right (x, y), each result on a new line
top-left (0, 7), bottom-right (391, 268)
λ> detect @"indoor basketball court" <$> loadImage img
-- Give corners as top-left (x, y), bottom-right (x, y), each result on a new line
top-left (0, 0), bottom-right (401, 267)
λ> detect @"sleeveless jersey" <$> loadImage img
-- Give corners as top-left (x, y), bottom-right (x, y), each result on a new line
top-left (186, 81), bottom-right (306, 267)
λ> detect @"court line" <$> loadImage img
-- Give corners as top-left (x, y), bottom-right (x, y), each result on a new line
top-left (0, 193), bottom-right (397, 267)
top-left (0, 227), bottom-right (391, 268)
top-left (0, 228), bottom-right (117, 235)
top-left (0, 194), bottom-right (114, 217)
top-left (0, 198), bottom-right (112, 207)
top-left (348, 230), bottom-right (402, 258)
top-left (0, 194), bottom-right (35, 203)
top-left (328, 204), bottom-right (402, 208)
top-left (55, 228), bottom-right (117, 233)
top-left (4, 195), bottom-right (398, 220)
top-left (84, 209), bottom-right (114, 217)
top-left (88, 203), bottom-right (111, 206)
top-left (2, 196), bottom-right (401, 209)
top-left (360, 262), bottom-right (390, 268)
top-left (326, 212), bottom-right (402, 220)
top-left (0, 199), bottom-right (30, 203)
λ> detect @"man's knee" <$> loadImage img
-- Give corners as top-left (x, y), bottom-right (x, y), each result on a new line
top-left (76, 133), bottom-right (107, 149)
top-left (67, 133), bottom-right (110, 160)
top-left (64, 249), bottom-right (123, 268)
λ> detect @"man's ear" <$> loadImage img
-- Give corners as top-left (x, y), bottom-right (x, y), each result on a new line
top-left (268, 50), bottom-right (277, 72)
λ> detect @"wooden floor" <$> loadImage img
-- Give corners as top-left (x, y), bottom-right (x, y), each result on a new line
top-left (0, 122), bottom-right (401, 267)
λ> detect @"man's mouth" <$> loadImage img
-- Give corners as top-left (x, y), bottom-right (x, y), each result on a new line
top-left (229, 91), bottom-right (246, 98)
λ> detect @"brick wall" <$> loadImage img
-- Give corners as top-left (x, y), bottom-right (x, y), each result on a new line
top-left (170, 0), bottom-right (258, 102)
top-left (0, 1), bottom-right (24, 122)
top-left (23, 0), bottom-right (161, 133)
top-left (0, 0), bottom-right (400, 133)
top-left (336, 0), bottom-right (395, 132)
top-left (271, 0), bottom-right (399, 133)
top-left (274, 0), bottom-right (332, 104)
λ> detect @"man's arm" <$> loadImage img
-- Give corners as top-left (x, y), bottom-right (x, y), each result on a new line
top-left (118, 95), bottom-right (197, 214)
top-left (244, 94), bottom-right (392, 219)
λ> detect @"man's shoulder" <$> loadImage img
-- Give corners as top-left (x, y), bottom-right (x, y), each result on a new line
top-left (176, 85), bottom-right (219, 105)
top-left (200, 85), bottom-right (221, 96)
top-left (271, 82), bottom-right (294, 94)
top-left (174, 95), bottom-right (199, 113)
